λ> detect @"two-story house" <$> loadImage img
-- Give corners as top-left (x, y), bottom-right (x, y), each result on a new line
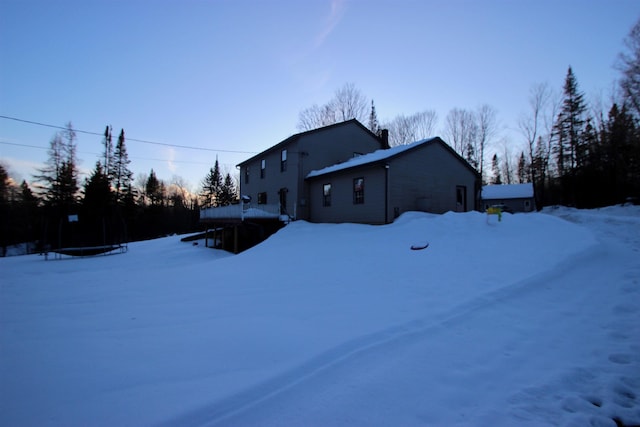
top-left (237, 119), bottom-right (388, 221)
top-left (201, 119), bottom-right (479, 252)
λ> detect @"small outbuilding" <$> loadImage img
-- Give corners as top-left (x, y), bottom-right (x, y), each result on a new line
top-left (481, 183), bottom-right (536, 213)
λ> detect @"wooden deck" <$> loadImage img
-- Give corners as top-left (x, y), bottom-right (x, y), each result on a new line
top-left (199, 203), bottom-right (283, 223)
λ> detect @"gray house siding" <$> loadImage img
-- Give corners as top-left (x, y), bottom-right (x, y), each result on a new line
top-left (482, 197), bottom-right (534, 213)
top-left (388, 142), bottom-right (477, 216)
top-left (308, 138), bottom-right (479, 224)
top-left (238, 120), bottom-right (385, 220)
top-left (309, 165), bottom-right (387, 224)
top-left (240, 139), bottom-right (302, 217)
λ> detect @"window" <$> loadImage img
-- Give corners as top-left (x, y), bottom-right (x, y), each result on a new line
top-left (257, 192), bottom-right (267, 204)
top-left (323, 183), bottom-right (331, 207)
top-left (244, 166), bottom-right (250, 184)
top-left (260, 159), bottom-right (266, 179)
top-left (353, 177), bottom-right (364, 204)
top-left (281, 149), bottom-right (287, 172)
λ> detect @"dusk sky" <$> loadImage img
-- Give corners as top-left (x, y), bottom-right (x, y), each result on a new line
top-left (1, 0), bottom-right (638, 190)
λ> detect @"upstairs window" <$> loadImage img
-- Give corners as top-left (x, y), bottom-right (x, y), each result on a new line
top-left (353, 177), bottom-right (364, 204)
top-left (323, 183), bottom-right (331, 207)
top-left (257, 192), bottom-right (267, 204)
top-left (244, 166), bottom-right (250, 184)
top-left (281, 149), bottom-right (287, 172)
top-left (260, 159), bottom-right (266, 179)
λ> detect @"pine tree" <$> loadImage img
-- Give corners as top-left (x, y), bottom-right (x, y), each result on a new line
top-left (145, 169), bottom-right (163, 206)
top-left (531, 136), bottom-right (550, 207)
top-left (554, 68), bottom-right (587, 177)
top-left (491, 153), bottom-right (502, 185)
top-left (83, 162), bottom-right (113, 223)
top-left (111, 129), bottom-right (133, 204)
top-left (466, 142), bottom-right (478, 170)
top-left (368, 100), bottom-right (379, 134)
top-left (218, 173), bottom-right (236, 206)
top-left (103, 125), bottom-right (113, 179)
top-left (200, 159), bottom-right (223, 207)
top-left (0, 164), bottom-right (8, 205)
top-left (34, 123), bottom-right (80, 211)
top-left (517, 152), bottom-right (528, 183)
top-left (604, 103), bottom-right (639, 204)
top-left (552, 67), bottom-right (587, 205)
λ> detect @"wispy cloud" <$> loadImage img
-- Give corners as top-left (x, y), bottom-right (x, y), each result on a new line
top-left (314, 0), bottom-right (347, 49)
top-left (166, 148), bottom-right (177, 173)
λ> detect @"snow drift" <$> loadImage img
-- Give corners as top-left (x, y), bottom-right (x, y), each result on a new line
top-left (1, 208), bottom-right (639, 426)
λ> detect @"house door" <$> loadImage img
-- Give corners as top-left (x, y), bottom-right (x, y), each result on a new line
top-left (278, 188), bottom-right (288, 215)
top-left (456, 186), bottom-right (467, 212)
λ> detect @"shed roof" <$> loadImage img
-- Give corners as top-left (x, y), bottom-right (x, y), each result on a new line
top-left (481, 183), bottom-right (534, 199)
top-left (306, 137), bottom-right (478, 179)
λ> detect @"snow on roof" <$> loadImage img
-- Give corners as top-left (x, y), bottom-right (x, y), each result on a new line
top-left (306, 137), bottom-right (436, 179)
top-left (482, 183), bottom-right (534, 200)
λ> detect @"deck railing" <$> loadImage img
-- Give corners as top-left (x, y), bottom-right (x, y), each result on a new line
top-left (200, 203), bottom-right (282, 221)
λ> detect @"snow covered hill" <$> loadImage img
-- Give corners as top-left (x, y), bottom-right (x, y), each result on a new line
top-left (1, 207), bottom-right (639, 426)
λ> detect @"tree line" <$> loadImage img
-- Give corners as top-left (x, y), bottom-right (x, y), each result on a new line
top-left (297, 19), bottom-right (640, 209)
top-left (2, 18), bottom-right (639, 254)
top-left (0, 124), bottom-right (240, 255)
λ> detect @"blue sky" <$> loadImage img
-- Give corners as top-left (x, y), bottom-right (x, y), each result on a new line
top-left (1, 0), bottom-right (638, 190)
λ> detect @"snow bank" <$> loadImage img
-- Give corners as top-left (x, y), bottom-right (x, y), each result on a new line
top-left (2, 210), bottom-right (638, 427)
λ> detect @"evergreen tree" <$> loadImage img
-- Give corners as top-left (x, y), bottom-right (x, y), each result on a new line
top-left (218, 173), bottom-right (236, 206)
top-left (465, 142), bottom-right (478, 170)
top-left (368, 100), bottom-right (379, 134)
top-left (20, 180), bottom-right (38, 207)
top-left (0, 164), bottom-right (8, 255)
top-left (83, 162), bottom-right (112, 212)
top-left (103, 125), bottom-right (113, 179)
top-left (145, 169), bottom-right (163, 206)
top-left (491, 153), bottom-right (502, 185)
top-left (0, 164), bottom-right (8, 204)
top-left (517, 152), bottom-right (528, 183)
top-left (553, 67), bottom-right (587, 203)
top-left (111, 129), bottom-right (133, 204)
top-left (200, 159), bottom-right (223, 207)
top-left (603, 103), bottom-right (639, 204)
top-left (34, 123), bottom-right (80, 211)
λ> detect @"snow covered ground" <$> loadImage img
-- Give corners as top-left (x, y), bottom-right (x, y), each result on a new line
top-left (1, 206), bottom-right (639, 426)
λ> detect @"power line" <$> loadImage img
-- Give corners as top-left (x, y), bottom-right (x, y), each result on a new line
top-left (0, 140), bottom-right (233, 167)
top-left (0, 114), bottom-right (257, 154)
top-left (0, 140), bottom-right (48, 150)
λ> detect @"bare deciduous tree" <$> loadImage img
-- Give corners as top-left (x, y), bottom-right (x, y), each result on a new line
top-left (297, 83), bottom-right (369, 131)
top-left (444, 108), bottom-right (477, 163)
top-left (297, 104), bottom-right (337, 131)
top-left (382, 110), bottom-right (438, 146)
top-left (475, 104), bottom-right (498, 183)
top-left (333, 82), bottom-right (368, 122)
top-left (617, 17), bottom-right (640, 117)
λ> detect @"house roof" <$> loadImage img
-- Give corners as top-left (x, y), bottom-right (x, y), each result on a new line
top-left (481, 183), bottom-right (534, 199)
top-left (236, 119), bottom-right (386, 167)
top-left (306, 137), bottom-right (479, 179)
